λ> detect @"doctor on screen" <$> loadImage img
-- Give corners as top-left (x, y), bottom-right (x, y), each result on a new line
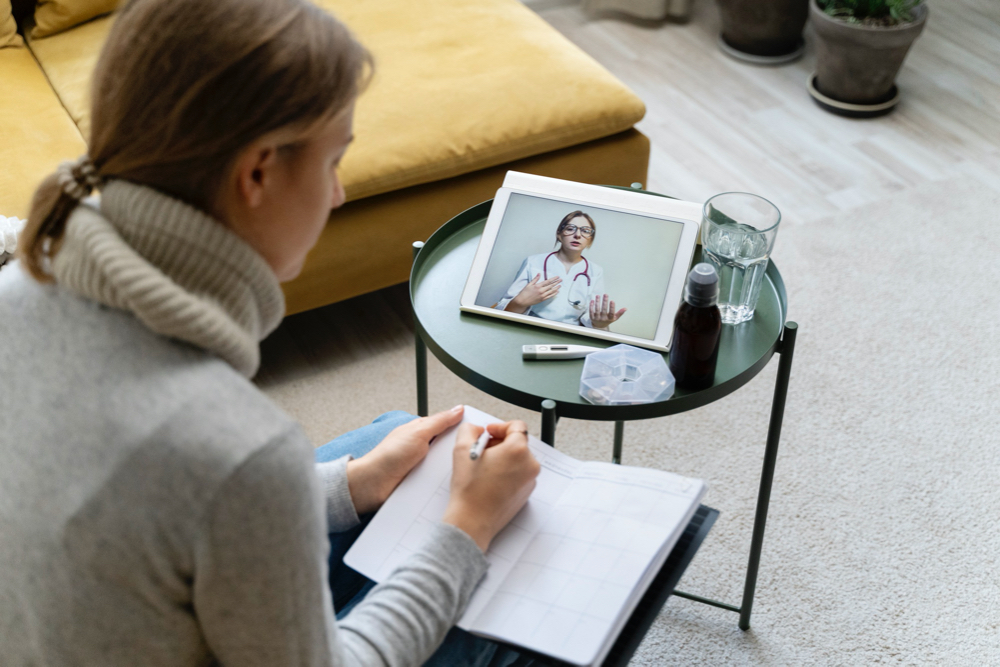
top-left (496, 211), bottom-right (627, 329)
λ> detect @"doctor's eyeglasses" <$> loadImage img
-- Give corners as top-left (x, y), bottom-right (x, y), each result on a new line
top-left (561, 224), bottom-right (595, 238)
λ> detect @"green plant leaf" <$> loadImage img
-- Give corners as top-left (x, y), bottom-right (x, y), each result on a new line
top-left (818, 0), bottom-right (920, 23)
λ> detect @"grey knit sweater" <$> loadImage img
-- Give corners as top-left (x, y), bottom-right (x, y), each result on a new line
top-left (0, 181), bottom-right (487, 666)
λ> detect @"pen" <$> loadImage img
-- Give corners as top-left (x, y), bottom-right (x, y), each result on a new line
top-left (470, 429), bottom-right (490, 460)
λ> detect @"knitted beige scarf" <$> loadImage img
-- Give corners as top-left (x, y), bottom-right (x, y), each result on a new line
top-left (51, 180), bottom-right (286, 377)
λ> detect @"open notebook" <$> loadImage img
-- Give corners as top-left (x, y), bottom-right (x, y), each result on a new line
top-left (344, 407), bottom-right (706, 667)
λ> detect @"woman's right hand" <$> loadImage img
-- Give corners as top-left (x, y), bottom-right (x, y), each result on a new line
top-left (506, 273), bottom-right (561, 313)
top-left (442, 421), bottom-right (541, 552)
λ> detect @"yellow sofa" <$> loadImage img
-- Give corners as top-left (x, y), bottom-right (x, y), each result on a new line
top-left (1, 0), bottom-right (649, 314)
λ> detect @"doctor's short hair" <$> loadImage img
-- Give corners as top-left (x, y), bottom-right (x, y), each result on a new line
top-left (555, 211), bottom-right (597, 240)
top-left (20, 0), bottom-right (372, 282)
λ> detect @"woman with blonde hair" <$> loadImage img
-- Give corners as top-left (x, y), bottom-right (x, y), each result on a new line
top-left (497, 210), bottom-right (627, 330)
top-left (0, 0), bottom-right (539, 664)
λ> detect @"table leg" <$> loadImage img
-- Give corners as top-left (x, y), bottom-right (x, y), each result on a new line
top-left (412, 242), bottom-right (428, 417)
top-left (415, 337), bottom-right (428, 418)
top-left (739, 321), bottom-right (798, 630)
top-left (613, 421), bottom-right (624, 464)
top-left (541, 399), bottom-right (557, 447)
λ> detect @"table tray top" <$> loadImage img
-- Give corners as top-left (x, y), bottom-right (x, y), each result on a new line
top-left (411, 199), bottom-right (788, 420)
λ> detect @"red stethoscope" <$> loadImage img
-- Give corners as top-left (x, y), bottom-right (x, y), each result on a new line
top-left (543, 252), bottom-right (591, 308)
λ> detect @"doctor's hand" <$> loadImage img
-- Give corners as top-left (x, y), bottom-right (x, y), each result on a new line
top-left (443, 421), bottom-right (540, 552)
top-left (506, 273), bottom-right (561, 314)
top-left (346, 405), bottom-right (465, 515)
top-left (590, 294), bottom-right (627, 330)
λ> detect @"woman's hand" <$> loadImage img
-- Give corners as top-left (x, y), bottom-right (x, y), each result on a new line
top-left (506, 273), bottom-right (561, 313)
top-left (346, 406), bottom-right (465, 515)
top-left (442, 421), bottom-right (541, 552)
top-left (589, 293), bottom-right (626, 329)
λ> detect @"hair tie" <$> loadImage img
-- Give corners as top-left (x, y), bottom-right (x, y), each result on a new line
top-left (56, 155), bottom-right (104, 201)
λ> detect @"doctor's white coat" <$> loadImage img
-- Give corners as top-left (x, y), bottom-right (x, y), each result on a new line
top-left (495, 252), bottom-right (606, 328)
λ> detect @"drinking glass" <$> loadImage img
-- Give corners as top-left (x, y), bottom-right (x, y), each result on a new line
top-left (701, 193), bottom-right (780, 324)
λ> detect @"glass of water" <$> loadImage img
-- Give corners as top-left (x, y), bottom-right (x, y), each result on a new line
top-left (701, 193), bottom-right (780, 325)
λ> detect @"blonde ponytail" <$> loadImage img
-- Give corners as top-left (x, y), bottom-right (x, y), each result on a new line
top-left (19, 155), bottom-right (106, 280)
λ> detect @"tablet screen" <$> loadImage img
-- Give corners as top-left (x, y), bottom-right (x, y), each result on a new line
top-left (473, 192), bottom-right (685, 340)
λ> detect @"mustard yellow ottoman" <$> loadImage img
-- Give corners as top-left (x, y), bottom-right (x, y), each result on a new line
top-left (0, 45), bottom-right (87, 220)
top-left (10, 0), bottom-right (648, 313)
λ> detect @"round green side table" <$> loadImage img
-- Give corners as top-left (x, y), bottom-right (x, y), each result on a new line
top-left (409, 190), bottom-right (799, 631)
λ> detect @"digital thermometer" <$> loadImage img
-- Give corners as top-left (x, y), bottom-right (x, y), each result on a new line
top-left (522, 344), bottom-right (603, 360)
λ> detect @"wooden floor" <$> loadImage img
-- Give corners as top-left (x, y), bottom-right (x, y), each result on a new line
top-left (537, 0), bottom-right (1000, 221)
top-left (258, 0), bottom-right (1000, 388)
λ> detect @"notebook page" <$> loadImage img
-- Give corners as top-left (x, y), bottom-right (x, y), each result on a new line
top-left (580, 462), bottom-right (706, 667)
top-left (342, 413), bottom-right (473, 582)
top-left (343, 406), bottom-right (576, 630)
top-left (460, 436), bottom-right (579, 626)
top-left (468, 460), bottom-right (705, 666)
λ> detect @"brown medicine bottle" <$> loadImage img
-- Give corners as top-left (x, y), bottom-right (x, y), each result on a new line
top-left (668, 263), bottom-right (721, 391)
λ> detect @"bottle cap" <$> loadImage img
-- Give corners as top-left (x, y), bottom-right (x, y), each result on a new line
top-left (684, 263), bottom-right (719, 307)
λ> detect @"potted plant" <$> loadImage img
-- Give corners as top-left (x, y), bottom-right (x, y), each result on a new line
top-left (808, 0), bottom-right (928, 117)
top-left (715, 0), bottom-right (811, 65)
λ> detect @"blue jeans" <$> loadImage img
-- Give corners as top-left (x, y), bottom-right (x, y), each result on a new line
top-left (316, 411), bottom-right (531, 667)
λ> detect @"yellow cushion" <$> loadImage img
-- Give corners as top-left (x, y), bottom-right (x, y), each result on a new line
top-left (0, 47), bottom-right (87, 217)
top-left (2, 0), bottom-right (22, 48)
top-left (29, 0), bottom-right (645, 203)
top-left (24, 13), bottom-right (110, 140)
top-left (31, 0), bottom-right (117, 39)
top-left (319, 0), bottom-right (646, 200)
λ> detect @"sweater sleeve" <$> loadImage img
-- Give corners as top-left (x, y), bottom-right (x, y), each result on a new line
top-left (338, 523), bottom-right (488, 664)
top-left (315, 456), bottom-right (362, 532)
top-left (193, 434), bottom-right (489, 667)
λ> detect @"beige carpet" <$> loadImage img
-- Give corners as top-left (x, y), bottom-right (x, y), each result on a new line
top-left (258, 177), bottom-right (1000, 664)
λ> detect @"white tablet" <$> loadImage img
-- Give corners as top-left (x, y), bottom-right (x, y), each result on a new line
top-left (460, 171), bottom-right (702, 352)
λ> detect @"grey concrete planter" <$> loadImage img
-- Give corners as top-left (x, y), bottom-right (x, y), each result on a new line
top-left (810, 1), bottom-right (928, 109)
top-left (716, 0), bottom-right (810, 63)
